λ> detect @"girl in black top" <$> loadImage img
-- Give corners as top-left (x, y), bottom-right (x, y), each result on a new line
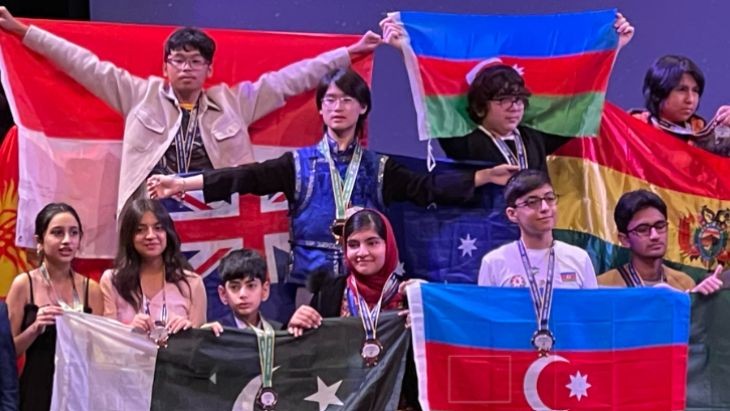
top-left (5, 203), bottom-right (103, 411)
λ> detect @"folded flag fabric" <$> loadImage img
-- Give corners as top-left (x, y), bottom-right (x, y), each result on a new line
top-left (0, 18), bottom-right (372, 259)
top-left (407, 283), bottom-right (689, 410)
top-left (393, 9), bottom-right (618, 141)
top-left (52, 311), bottom-right (409, 411)
top-left (550, 102), bottom-right (730, 278)
top-left (0, 19), bottom-right (372, 320)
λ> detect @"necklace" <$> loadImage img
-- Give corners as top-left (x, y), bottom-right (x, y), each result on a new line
top-left (39, 263), bottom-right (82, 311)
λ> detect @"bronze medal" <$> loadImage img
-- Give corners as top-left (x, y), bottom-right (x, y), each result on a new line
top-left (256, 386), bottom-right (278, 410)
top-left (531, 329), bottom-right (555, 356)
top-left (361, 338), bottom-right (384, 367)
top-left (330, 218), bottom-right (346, 243)
top-left (149, 320), bottom-right (169, 348)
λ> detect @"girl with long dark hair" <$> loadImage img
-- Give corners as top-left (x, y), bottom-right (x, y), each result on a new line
top-left (5, 202), bottom-right (103, 411)
top-left (99, 199), bottom-right (206, 336)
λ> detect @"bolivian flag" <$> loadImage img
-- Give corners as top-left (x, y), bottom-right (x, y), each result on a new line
top-left (551, 103), bottom-right (730, 278)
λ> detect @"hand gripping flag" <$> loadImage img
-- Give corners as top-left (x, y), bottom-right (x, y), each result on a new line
top-left (393, 9), bottom-right (618, 145)
top-left (407, 283), bottom-right (689, 410)
top-left (52, 311), bottom-right (408, 411)
top-left (550, 102), bottom-right (730, 278)
top-left (0, 20), bottom-right (372, 318)
top-left (0, 18), bottom-right (372, 260)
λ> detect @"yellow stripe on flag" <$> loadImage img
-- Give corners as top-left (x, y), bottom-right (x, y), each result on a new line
top-left (549, 155), bottom-right (730, 271)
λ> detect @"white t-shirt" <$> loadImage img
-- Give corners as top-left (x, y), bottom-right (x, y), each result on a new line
top-left (478, 240), bottom-right (598, 289)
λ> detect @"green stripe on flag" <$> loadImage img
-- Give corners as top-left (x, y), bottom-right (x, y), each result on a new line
top-left (554, 228), bottom-right (707, 282)
top-left (425, 92), bottom-right (606, 138)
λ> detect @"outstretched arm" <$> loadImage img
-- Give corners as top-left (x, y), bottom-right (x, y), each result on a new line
top-left (0, 6), bottom-right (146, 115)
top-left (147, 152), bottom-right (296, 203)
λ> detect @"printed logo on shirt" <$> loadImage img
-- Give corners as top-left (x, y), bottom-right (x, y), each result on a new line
top-left (560, 271), bottom-right (577, 282)
top-left (508, 275), bottom-right (527, 287)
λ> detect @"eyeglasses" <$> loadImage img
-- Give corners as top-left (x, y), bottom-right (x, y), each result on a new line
top-left (491, 95), bottom-right (528, 109)
top-left (166, 57), bottom-right (209, 70)
top-left (321, 95), bottom-right (357, 108)
top-left (627, 221), bottom-right (669, 237)
top-left (513, 193), bottom-right (559, 210)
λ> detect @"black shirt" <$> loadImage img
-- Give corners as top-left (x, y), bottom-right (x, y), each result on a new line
top-left (203, 149), bottom-right (476, 207)
top-left (438, 126), bottom-right (570, 171)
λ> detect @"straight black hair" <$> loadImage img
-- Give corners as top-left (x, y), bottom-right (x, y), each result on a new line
top-left (614, 189), bottom-right (668, 234)
top-left (643, 55), bottom-right (705, 118)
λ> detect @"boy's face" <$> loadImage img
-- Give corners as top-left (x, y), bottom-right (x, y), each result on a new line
top-left (617, 207), bottom-right (668, 260)
top-left (163, 47), bottom-right (212, 96)
top-left (506, 184), bottom-right (557, 236)
top-left (218, 277), bottom-right (270, 322)
top-left (319, 83), bottom-right (367, 137)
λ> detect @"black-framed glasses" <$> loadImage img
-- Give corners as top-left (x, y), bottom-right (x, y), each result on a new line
top-left (490, 95), bottom-right (529, 109)
top-left (514, 193), bottom-right (559, 210)
top-left (627, 221), bottom-right (669, 237)
top-left (166, 57), bottom-right (209, 70)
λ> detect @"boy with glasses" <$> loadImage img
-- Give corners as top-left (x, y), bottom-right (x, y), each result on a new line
top-left (149, 68), bottom-right (497, 290)
top-left (598, 189), bottom-right (723, 293)
top-left (0, 7), bottom-right (380, 217)
top-left (478, 169), bottom-right (598, 289)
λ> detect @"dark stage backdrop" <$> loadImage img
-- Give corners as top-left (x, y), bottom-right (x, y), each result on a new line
top-left (89, 0), bottom-right (730, 158)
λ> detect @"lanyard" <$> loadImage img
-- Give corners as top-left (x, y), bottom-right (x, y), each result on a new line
top-left (517, 241), bottom-right (555, 332)
top-left (248, 317), bottom-right (276, 390)
top-left (40, 264), bottom-right (82, 311)
top-left (618, 263), bottom-right (666, 287)
top-left (348, 274), bottom-right (400, 340)
top-left (142, 278), bottom-right (167, 325)
top-left (318, 135), bottom-right (363, 220)
top-left (478, 126), bottom-right (528, 169)
top-left (162, 99), bottom-right (200, 173)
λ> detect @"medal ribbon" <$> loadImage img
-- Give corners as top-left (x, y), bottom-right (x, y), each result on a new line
top-left (478, 126), bottom-right (528, 169)
top-left (619, 263), bottom-right (666, 287)
top-left (142, 276), bottom-right (167, 326)
top-left (175, 103), bottom-right (199, 173)
top-left (318, 135), bottom-right (363, 220)
top-left (248, 317), bottom-right (276, 390)
top-left (349, 274), bottom-right (400, 341)
top-left (40, 263), bottom-right (82, 312)
top-left (517, 241), bottom-right (555, 333)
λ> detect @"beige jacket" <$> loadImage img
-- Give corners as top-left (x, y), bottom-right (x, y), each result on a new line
top-left (598, 264), bottom-right (696, 291)
top-left (23, 25), bottom-right (351, 216)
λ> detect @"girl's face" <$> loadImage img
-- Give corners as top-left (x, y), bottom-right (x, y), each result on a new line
top-left (346, 226), bottom-right (386, 276)
top-left (133, 211), bottom-right (167, 260)
top-left (37, 212), bottom-right (81, 265)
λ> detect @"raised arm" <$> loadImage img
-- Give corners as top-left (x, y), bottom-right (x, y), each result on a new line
top-left (236, 31), bottom-right (381, 124)
top-left (0, 6), bottom-right (147, 115)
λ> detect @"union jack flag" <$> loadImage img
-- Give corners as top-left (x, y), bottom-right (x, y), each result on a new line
top-left (163, 162), bottom-right (291, 322)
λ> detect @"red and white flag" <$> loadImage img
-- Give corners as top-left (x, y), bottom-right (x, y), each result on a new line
top-left (0, 19), bottom-right (372, 290)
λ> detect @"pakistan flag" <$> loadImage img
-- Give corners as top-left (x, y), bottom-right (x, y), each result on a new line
top-left (51, 311), bottom-right (409, 411)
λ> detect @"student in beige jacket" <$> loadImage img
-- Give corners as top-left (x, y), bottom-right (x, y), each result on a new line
top-left (0, 6), bottom-right (381, 217)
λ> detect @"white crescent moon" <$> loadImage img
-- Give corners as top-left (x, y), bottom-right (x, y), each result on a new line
top-left (465, 57), bottom-right (504, 85)
top-left (231, 366), bottom-right (280, 411)
top-left (523, 355), bottom-right (569, 411)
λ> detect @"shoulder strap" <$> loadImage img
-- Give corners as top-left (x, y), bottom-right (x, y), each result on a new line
top-left (616, 265), bottom-right (636, 288)
top-left (84, 276), bottom-right (91, 310)
top-left (26, 272), bottom-right (34, 304)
